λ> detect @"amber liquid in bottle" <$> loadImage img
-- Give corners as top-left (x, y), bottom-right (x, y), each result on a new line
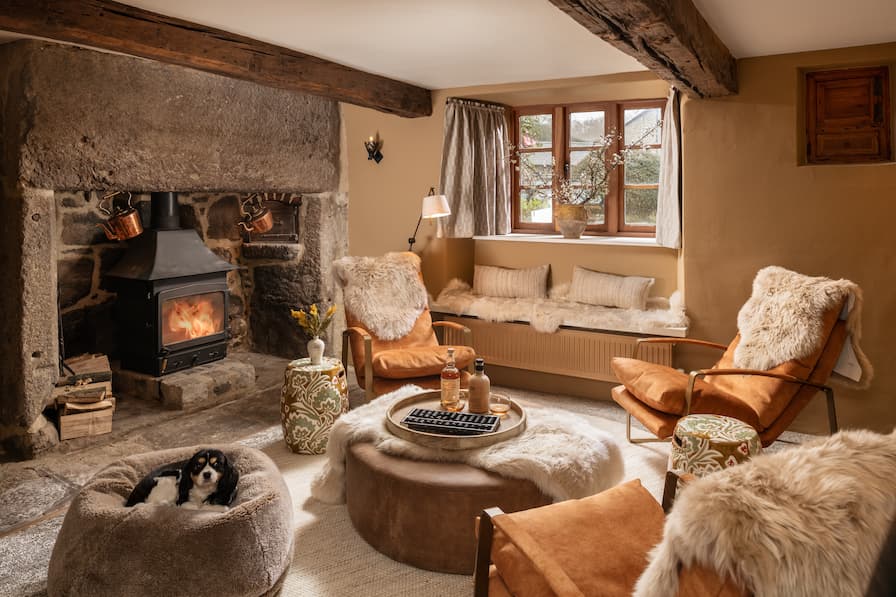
top-left (468, 358), bottom-right (490, 414)
top-left (440, 347), bottom-right (462, 411)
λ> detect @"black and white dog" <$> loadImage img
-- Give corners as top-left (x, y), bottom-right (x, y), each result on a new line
top-left (125, 448), bottom-right (239, 510)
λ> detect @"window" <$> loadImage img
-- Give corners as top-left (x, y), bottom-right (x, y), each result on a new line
top-left (511, 100), bottom-right (664, 235)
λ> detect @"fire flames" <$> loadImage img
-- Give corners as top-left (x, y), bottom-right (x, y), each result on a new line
top-left (162, 293), bottom-right (223, 345)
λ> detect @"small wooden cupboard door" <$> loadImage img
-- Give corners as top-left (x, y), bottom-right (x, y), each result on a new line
top-left (806, 66), bottom-right (891, 164)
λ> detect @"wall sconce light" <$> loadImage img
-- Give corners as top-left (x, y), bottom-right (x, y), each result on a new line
top-left (408, 187), bottom-right (451, 251)
top-left (364, 133), bottom-right (384, 163)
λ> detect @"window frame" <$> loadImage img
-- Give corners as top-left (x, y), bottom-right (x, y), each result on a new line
top-left (510, 98), bottom-right (666, 236)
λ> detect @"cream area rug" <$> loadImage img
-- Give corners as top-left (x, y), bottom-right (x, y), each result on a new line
top-left (243, 387), bottom-right (675, 597)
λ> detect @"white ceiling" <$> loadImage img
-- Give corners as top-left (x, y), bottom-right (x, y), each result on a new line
top-left (693, 0), bottom-right (896, 59)
top-left (2, 1), bottom-right (895, 89)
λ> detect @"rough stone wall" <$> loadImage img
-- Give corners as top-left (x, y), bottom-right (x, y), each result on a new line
top-left (0, 40), bottom-right (347, 459)
top-left (55, 192), bottom-right (251, 359)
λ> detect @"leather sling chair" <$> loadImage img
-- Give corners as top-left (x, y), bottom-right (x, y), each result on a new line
top-left (610, 296), bottom-right (847, 447)
top-left (336, 252), bottom-right (475, 402)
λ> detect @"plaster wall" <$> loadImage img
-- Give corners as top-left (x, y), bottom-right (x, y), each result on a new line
top-left (681, 42), bottom-right (896, 434)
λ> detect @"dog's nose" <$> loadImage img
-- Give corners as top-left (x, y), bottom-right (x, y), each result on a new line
top-left (203, 471), bottom-right (212, 480)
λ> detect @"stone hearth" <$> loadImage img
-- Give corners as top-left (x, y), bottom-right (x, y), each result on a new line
top-left (0, 41), bottom-right (348, 458)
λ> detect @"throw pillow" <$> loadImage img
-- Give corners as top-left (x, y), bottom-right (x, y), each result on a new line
top-left (473, 264), bottom-right (550, 299)
top-left (568, 267), bottom-right (654, 310)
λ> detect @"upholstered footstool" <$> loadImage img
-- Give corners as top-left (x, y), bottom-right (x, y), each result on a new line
top-left (345, 442), bottom-right (552, 574)
top-left (670, 414), bottom-right (762, 476)
top-left (47, 444), bottom-right (294, 597)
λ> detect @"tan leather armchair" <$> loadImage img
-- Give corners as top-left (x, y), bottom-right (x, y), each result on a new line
top-left (611, 296), bottom-right (848, 447)
top-left (474, 472), bottom-right (744, 597)
top-left (336, 252), bottom-right (475, 402)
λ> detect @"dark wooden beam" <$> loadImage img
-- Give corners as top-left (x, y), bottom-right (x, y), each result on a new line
top-left (0, 0), bottom-right (432, 117)
top-left (547, 0), bottom-right (737, 98)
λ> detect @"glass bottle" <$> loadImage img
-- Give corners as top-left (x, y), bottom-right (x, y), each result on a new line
top-left (440, 347), bottom-right (461, 411)
top-left (468, 358), bottom-right (490, 414)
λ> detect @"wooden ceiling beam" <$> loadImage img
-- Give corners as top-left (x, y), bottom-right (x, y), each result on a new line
top-left (548, 0), bottom-right (738, 98)
top-left (0, 0), bottom-right (432, 117)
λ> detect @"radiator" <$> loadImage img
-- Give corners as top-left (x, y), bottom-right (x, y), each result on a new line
top-left (439, 316), bottom-right (672, 383)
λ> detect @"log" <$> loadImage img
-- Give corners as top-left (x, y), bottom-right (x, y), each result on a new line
top-left (547, 0), bottom-right (737, 98)
top-left (0, 0), bottom-right (432, 117)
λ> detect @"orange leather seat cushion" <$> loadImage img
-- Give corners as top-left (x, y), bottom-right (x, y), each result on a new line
top-left (371, 345), bottom-right (475, 379)
top-left (611, 358), bottom-right (763, 431)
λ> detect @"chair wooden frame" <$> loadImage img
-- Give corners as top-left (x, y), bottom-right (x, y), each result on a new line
top-left (342, 320), bottom-right (473, 402)
top-left (623, 337), bottom-right (838, 444)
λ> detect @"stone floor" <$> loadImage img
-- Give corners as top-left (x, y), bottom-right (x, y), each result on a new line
top-left (0, 351), bottom-right (363, 597)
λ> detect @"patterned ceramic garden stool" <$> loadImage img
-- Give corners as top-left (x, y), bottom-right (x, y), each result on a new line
top-left (280, 357), bottom-right (349, 454)
top-left (669, 414), bottom-right (762, 477)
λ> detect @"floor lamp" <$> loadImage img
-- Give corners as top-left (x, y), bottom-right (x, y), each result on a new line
top-left (408, 188), bottom-right (451, 251)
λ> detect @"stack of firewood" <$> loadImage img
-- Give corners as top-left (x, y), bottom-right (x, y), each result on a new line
top-left (53, 354), bottom-right (116, 440)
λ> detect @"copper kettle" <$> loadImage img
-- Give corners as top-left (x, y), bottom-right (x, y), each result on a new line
top-left (238, 193), bottom-right (274, 234)
top-left (98, 191), bottom-right (143, 241)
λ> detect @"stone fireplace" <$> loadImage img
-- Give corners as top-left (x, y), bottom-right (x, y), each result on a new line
top-left (0, 41), bottom-right (348, 458)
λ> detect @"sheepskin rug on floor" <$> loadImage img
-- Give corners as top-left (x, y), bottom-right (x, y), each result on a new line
top-left (735, 266), bottom-right (872, 387)
top-left (635, 429), bottom-right (896, 597)
top-left (311, 385), bottom-right (624, 503)
top-left (332, 252), bottom-right (427, 340)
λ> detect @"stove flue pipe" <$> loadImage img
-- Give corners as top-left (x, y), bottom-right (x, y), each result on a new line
top-left (150, 191), bottom-right (180, 230)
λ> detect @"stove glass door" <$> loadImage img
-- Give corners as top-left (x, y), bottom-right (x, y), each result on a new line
top-left (161, 291), bottom-right (226, 347)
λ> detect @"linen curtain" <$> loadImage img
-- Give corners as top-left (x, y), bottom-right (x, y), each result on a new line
top-left (656, 88), bottom-right (682, 249)
top-left (439, 98), bottom-right (510, 237)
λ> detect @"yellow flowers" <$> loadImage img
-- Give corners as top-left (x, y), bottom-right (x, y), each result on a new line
top-left (290, 303), bottom-right (337, 337)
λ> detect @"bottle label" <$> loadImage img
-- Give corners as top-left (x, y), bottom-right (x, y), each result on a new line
top-left (441, 378), bottom-right (460, 408)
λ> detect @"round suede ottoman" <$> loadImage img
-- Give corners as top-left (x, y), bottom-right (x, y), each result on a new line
top-left (47, 444), bottom-right (293, 597)
top-left (345, 442), bottom-right (552, 574)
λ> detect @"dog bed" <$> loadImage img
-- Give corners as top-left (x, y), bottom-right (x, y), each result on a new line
top-left (47, 444), bottom-right (293, 597)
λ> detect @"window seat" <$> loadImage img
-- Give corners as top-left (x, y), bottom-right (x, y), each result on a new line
top-left (431, 279), bottom-right (688, 338)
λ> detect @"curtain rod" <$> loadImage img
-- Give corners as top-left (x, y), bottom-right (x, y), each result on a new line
top-left (446, 97), bottom-right (507, 111)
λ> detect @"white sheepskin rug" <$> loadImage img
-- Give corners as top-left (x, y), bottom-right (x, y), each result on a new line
top-left (433, 279), bottom-right (688, 335)
top-left (310, 385), bottom-right (623, 504)
top-left (735, 266), bottom-right (872, 387)
top-left (635, 429), bottom-right (896, 597)
top-left (332, 252), bottom-right (428, 340)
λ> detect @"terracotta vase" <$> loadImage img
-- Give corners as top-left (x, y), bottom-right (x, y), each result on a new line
top-left (307, 336), bottom-right (325, 366)
top-left (555, 204), bottom-right (588, 239)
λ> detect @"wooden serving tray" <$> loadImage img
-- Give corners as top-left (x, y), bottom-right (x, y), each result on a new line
top-left (385, 390), bottom-right (526, 450)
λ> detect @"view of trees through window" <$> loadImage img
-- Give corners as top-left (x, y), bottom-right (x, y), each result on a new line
top-left (512, 100), bottom-right (664, 235)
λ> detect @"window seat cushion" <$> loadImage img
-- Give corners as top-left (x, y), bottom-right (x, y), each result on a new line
top-left (432, 279), bottom-right (688, 337)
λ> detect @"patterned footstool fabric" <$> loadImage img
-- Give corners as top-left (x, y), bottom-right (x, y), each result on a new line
top-left (670, 414), bottom-right (762, 476)
top-left (280, 357), bottom-right (349, 454)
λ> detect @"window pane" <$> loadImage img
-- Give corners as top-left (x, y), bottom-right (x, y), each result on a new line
top-left (519, 188), bottom-right (553, 223)
top-left (519, 114), bottom-right (552, 148)
top-left (624, 148), bottom-right (661, 184)
top-left (624, 188), bottom-right (658, 226)
top-left (518, 151), bottom-right (553, 187)
top-left (624, 107), bottom-right (662, 145)
top-left (569, 111), bottom-right (605, 147)
top-left (568, 150), bottom-right (608, 203)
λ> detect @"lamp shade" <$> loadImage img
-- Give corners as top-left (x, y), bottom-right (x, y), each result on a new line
top-left (421, 194), bottom-right (451, 219)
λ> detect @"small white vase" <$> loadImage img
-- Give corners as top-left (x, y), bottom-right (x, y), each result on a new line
top-left (307, 336), bottom-right (325, 365)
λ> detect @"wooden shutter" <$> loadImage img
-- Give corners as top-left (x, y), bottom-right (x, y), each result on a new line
top-left (806, 66), bottom-right (891, 164)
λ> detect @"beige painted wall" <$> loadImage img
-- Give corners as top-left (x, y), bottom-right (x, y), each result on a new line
top-left (681, 42), bottom-right (896, 433)
top-left (343, 71), bottom-right (676, 295)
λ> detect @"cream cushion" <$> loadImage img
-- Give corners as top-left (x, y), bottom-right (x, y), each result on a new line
top-left (473, 264), bottom-right (550, 299)
top-left (568, 267), bottom-right (654, 310)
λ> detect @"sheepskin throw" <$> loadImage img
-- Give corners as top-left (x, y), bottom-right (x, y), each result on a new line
top-left (635, 429), bottom-right (896, 597)
top-left (332, 252), bottom-right (428, 340)
top-left (434, 278), bottom-right (688, 335)
top-left (734, 266), bottom-right (872, 387)
top-left (311, 385), bottom-right (623, 503)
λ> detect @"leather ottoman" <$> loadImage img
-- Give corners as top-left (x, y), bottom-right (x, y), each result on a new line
top-left (345, 442), bottom-right (551, 574)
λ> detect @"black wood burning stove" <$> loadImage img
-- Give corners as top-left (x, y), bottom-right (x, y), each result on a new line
top-left (106, 192), bottom-right (238, 376)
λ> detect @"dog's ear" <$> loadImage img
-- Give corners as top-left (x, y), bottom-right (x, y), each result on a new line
top-left (215, 461), bottom-right (240, 506)
top-left (176, 461), bottom-right (193, 505)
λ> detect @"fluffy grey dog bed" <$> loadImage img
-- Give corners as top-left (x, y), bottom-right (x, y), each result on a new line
top-left (47, 444), bottom-right (294, 597)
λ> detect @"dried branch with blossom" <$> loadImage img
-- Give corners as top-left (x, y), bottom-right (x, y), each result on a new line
top-left (508, 121), bottom-right (662, 205)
